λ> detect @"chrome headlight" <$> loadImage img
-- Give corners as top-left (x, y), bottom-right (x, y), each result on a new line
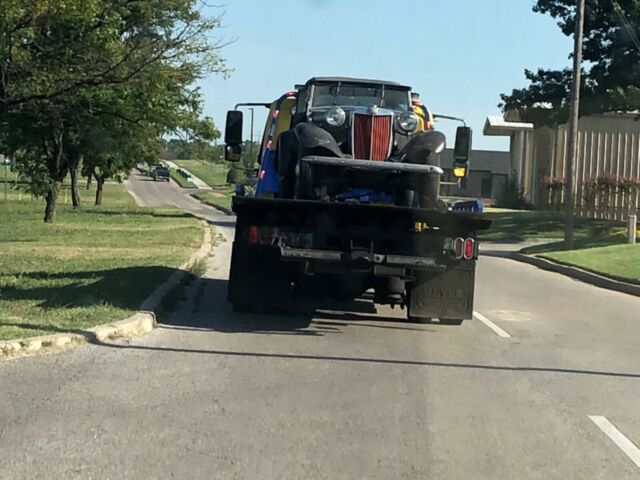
top-left (326, 106), bottom-right (346, 127)
top-left (398, 112), bottom-right (419, 132)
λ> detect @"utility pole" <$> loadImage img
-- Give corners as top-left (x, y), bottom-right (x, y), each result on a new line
top-left (248, 107), bottom-right (255, 168)
top-left (564, 0), bottom-right (586, 249)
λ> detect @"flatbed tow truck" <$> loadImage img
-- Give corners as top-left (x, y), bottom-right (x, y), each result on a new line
top-left (223, 77), bottom-right (491, 324)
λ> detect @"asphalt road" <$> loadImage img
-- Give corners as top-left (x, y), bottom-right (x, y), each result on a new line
top-left (1, 173), bottom-right (639, 479)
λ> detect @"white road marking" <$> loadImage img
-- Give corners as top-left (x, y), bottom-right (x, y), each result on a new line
top-left (589, 415), bottom-right (640, 469)
top-left (473, 311), bottom-right (511, 338)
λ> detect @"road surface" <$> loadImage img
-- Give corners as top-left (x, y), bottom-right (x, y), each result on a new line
top-left (1, 173), bottom-right (639, 479)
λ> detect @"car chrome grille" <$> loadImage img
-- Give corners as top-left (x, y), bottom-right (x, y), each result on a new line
top-left (352, 114), bottom-right (392, 161)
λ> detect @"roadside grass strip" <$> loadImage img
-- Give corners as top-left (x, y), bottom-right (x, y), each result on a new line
top-left (482, 209), bottom-right (631, 250)
top-left (542, 244), bottom-right (640, 283)
top-left (191, 189), bottom-right (233, 213)
top-left (589, 416), bottom-right (640, 469)
top-left (172, 160), bottom-right (228, 187)
top-left (0, 183), bottom-right (202, 340)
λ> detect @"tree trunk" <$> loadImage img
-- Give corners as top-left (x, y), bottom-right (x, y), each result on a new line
top-left (86, 175), bottom-right (92, 190)
top-left (44, 183), bottom-right (59, 223)
top-left (95, 177), bottom-right (105, 206)
top-left (70, 155), bottom-right (82, 208)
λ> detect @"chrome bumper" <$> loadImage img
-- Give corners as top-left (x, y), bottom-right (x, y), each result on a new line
top-left (302, 156), bottom-right (444, 175)
top-left (280, 247), bottom-right (446, 271)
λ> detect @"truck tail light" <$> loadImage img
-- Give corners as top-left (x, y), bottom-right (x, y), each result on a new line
top-left (248, 225), bottom-right (259, 245)
top-left (463, 238), bottom-right (475, 260)
top-left (453, 237), bottom-right (464, 259)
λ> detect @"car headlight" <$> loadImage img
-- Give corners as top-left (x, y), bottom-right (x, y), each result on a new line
top-left (398, 112), bottom-right (419, 132)
top-left (326, 106), bottom-right (346, 127)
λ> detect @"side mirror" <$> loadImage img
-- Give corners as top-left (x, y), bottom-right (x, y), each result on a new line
top-left (453, 126), bottom-right (472, 178)
top-left (224, 110), bottom-right (243, 163)
top-left (225, 145), bottom-right (242, 162)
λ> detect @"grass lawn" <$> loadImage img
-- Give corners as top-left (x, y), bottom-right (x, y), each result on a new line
top-left (0, 182), bottom-right (203, 341)
top-left (542, 244), bottom-right (640, 283)
top-left (169, 169), bottom-right (196, 188)
top-left (481, 209), bottom-right (631, 250)
top-left (482, 208), bottom-right (640, 282)
top-left (191, 187), bottom-right (234, 213)
top-left (173, 160), bottom-right (228, 187)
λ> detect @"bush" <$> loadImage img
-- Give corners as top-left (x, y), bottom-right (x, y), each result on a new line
top-left (226, 167), bottom-right (242, 184)
top-left (496, 176), bottom-right (531, 209)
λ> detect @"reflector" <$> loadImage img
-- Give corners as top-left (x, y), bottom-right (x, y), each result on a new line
top-left (248, 225), bottom-right (259, 245)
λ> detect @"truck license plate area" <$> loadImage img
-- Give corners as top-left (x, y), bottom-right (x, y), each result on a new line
top-left (409, 266), bottom-right (474, 320)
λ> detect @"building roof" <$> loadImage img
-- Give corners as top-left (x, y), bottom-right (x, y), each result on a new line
top-left (305, 77), bottom-right (410, 90)
top-left (440, 148), bottom-right (511, 175)
top-left (483, 115), bottom-right (534, 136)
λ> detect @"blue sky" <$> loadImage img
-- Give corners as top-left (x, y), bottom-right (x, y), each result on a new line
top-left (200, 0), bottom-right (573, 151)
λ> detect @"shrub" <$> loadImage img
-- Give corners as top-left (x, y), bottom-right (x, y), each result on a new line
top-left (226, 167), bottom-right (241, 184)
top-left (496, 176), bottom-right (530, 209)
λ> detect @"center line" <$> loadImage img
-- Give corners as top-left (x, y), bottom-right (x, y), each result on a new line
top-left (473, 311), bottom-right (511, 338)
top-left (589, 415), bottom-right (640, 469)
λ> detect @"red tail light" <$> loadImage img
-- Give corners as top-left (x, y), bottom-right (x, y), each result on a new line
top-left (453, 238), bottom-right (464, 259)
top-left (463, 238), bottom-right (475, 260)
top-left (248, 225), bottom-right (259, 245)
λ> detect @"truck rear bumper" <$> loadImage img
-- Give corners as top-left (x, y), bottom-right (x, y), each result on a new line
top-left (280, 246), bottom-right (446, 271)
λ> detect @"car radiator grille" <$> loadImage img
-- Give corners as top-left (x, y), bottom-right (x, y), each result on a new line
top-left (352, 114), bottom-right (392, 161)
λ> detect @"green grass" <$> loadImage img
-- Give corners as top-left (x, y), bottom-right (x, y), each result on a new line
top-left (0, 183), bottom-right (202, 341)
top-left (481, 209), bottom-right (629, 248)
top-left (191, 188), bottom-right (233, 213)
top-left (541, 244), bottom-right (640, 283)
top-left (172, 160), bottom-right (229, 187)
top-left (482, 208), bottom-right (640, 282)
top-left (169, 169), bottom-right (196, 188)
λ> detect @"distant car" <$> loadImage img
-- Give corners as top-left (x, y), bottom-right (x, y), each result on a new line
top-left (152, 165), bottom-right (170, 182)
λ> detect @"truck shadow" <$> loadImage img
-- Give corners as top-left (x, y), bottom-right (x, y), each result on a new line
top-left (159, 277), bottom-right (434, 336)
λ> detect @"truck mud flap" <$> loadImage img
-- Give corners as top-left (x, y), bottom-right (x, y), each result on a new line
top-left (408, 261), bottom-right (475, 320)
top-left (228, 243), bottom-right (298, 313)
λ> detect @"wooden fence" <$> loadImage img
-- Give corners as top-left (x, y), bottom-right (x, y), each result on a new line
top-left (537, 114), bottom-right (640, 222)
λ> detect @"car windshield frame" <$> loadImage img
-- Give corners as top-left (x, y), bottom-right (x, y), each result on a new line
top-left (311, 82), bottom-right (410, 112)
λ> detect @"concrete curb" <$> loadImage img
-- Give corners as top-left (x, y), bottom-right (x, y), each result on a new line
top-left (1, 221), bottom-right (212, 361)
top-left (503, 251), bottom-right (640, 297)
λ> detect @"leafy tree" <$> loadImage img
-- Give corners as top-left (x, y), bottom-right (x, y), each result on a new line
top-left (0, 0), bottom-right (228, 221)
top-left (501, 0), bottom-right (640, 125)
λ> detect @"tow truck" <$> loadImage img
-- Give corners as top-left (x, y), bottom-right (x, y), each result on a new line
top-left (223, 77), bottom-right (491, 324)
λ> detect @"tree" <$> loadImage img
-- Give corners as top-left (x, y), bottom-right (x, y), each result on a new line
top-left (501, 0), bottom-right (640, 125)
top-left (0, 0), bottom-right (228, 221)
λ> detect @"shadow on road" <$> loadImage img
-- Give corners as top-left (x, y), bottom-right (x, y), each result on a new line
top-left (98, 340), bottom-right (640, 380)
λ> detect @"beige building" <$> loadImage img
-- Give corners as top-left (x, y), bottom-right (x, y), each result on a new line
top-left (440, 149), bottom-right (510, 201)
top-left (484, 112), bottom-right (640, 221)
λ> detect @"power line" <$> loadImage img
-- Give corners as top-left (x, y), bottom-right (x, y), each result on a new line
top-left (612, 1), bottom-right (640, 54)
